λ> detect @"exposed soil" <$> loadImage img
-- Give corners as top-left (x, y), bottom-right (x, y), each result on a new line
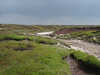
top-left (66, 56), bottom-right (96, 75)
top-left (58, 39), bottom-right (100, 75)
top-left (59, 39), bottom-right (100, 59)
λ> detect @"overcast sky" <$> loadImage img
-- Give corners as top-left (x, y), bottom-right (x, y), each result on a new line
top-left (0, 0), bottom-right (100, 25)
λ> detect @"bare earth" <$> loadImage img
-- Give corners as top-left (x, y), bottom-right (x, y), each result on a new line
top-left (66, 56), bottom-right (96, 75)
top-left (57, 38), bottom-right (100, 75)
top-left (59, 39), bottom-right (100, 59)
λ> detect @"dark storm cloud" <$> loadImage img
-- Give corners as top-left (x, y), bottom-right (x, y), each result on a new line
top-left (0, 0), bottom-right (100, 25)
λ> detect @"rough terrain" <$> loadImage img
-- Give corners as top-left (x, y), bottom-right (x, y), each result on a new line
top-left (66, 56), bottom-right (96, 75)
top-left (59, 39), bottom-right (100, 59)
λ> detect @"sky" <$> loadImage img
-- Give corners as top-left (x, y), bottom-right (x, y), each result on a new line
top-left (0, 0), bottom-right (100, 25)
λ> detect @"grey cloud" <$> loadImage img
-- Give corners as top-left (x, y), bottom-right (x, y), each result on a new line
top-left (0, 0), bottom-right (100, 25)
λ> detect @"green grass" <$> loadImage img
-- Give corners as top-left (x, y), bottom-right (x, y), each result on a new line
top-left (0, 40), bottom-right (71, 75)
top-left (71, 51), bottom-right (100, 73)
top-left (28, 36), bottom-right (57, 45)
top-left (0, 34), bottom-right (70, 75)
top-left (0, 41), bottom-right (35, 51)
top-left (0, 34), bottom-right (27, 41)
top-left (1, 24), bottom-right (100, 75)
top-left (0, 34), bottom-right (57, 45)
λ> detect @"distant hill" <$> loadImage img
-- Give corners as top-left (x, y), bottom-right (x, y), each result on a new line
top-left (55, 27), bottom-right (100, 34)
top-left (0, 24), bottom-right (100, 35)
